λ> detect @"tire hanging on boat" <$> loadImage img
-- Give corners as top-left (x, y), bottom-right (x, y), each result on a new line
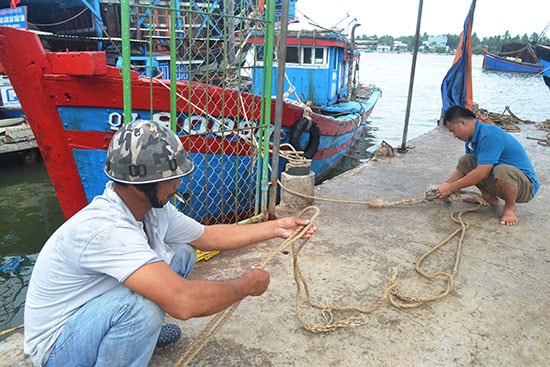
top-left (289, 117), bottom-right (320, 159)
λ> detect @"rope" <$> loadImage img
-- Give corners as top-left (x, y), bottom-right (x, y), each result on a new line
top-left (174, 207), bottom-right (320, 367)
top-left (388, 203), bottom-right (481, 308)
top-left (279, 191), bottom-right (486, 332)
top-left (33, 7), bottom-right (89, 27)
top-left (278, 144), bottom-right (312, 169)
top-left (174, 188), bottom-right (487, 364)
top-left (476, 106), bottom-right (536, 132)
top-left (0, 190), bottom-right (485, 361)
top-left (278, 178), bottom-right (486, 208)
top-left (0, 324), bottom-right (23, 337)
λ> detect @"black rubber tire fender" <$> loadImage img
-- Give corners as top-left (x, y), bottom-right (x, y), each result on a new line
top-left (289, 117), bottom-right (320, 159)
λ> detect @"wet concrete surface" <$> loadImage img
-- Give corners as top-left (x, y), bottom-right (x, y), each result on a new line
top-left (2, 124), bottom-right (549, 366)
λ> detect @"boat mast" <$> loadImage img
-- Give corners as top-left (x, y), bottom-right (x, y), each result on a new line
top-left (347, 23), bottom-right (360, 101)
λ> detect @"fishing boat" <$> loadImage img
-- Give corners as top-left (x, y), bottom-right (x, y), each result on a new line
top-left (535, 43), bottom-right (550, 91)
top-left (244, 24), bottom-right (380, 176)
top-left (0, 25), bottom-right (380, 223)
top-left (482, 43), bottom-right (541, 73)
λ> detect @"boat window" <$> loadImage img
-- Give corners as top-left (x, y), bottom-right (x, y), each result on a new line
top-left (314, 48), bottom-right (324, 64)
top-left (303, 47), bottom-right (312, 64)
top-left (255, 46), bottom-right (264, 62)
top-left (285, 46), bottom-right (326, 65)
top-left (286, 46), bottom-right (299, 63)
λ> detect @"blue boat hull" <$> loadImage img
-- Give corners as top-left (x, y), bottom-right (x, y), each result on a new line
top-left (482, 52), bottom-right (541, 73)
top-left (0, 26), bottom-right (380, 223)
top-left (536, 44), bottom-right (550, 92)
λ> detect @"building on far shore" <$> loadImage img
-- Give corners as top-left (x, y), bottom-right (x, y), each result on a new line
top-left (376, 44), bottom-right (391, 52)
top-left (392, 41), bottom-right (408, 53)
top-left (422, 35), bottom-right (449, 52)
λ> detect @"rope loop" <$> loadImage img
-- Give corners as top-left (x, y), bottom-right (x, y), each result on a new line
top-left (175, 190), bottom-right (485, 365)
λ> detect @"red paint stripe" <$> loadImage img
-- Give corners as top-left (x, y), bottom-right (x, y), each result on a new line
top-left (43, 74), bottom-right (365, 138)
top-left (313, 130), bottom-right (361, 159)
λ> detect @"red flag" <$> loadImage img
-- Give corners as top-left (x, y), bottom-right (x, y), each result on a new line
top-left (10, 0), bottom-right (20, 8)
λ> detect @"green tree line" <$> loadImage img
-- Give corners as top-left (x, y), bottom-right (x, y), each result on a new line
top-left (358, 32), bottom-right (550, 54)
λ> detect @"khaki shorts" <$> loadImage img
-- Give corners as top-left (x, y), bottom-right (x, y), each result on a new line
top-left (456, 154), bottom-right (534, 203)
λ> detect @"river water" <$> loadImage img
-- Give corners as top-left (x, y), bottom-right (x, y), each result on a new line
top-left (1, 52), bottom-right (549, 339)
top-left (364, 53), bottom-right (550, 148)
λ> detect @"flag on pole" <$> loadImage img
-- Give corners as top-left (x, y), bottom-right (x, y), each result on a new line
top-left (10, 0), bottom-right (20, 8)
top-left (441, 0), bottom-right (476, 111)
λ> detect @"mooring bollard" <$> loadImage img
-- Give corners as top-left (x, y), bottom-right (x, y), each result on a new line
top-left (280, 165), bottom-right (315, 208)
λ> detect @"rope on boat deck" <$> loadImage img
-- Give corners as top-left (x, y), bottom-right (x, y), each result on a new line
top-left (175, 189), bottom-right (487, 365)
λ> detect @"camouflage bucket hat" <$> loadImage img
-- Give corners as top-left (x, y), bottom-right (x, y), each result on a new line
top-left (104, 120), bottom-right (193, 184)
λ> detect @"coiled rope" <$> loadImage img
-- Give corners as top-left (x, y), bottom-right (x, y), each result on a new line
top-left (174, 189), bottom-right (486, 365)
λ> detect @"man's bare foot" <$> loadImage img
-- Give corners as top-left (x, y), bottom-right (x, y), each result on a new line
top-left (500, 208), bottom-right (519, 226)
top-left (463, 195), bottom-right (499, 206)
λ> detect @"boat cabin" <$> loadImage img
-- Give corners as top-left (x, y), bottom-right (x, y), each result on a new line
top-left (247, 30), bottom-right (354, 108)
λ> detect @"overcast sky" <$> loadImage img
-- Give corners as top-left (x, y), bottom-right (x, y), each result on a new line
top-left (294, 0), bottom-right (549, 38)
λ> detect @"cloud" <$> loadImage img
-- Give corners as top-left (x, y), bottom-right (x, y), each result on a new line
top-left (294, 0), bottom-right (549, 38)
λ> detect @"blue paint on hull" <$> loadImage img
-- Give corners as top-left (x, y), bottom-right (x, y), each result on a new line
top-left (482, 52), bottom-right (541, 73)
top-left (72, 148), bottom-right (257, 221)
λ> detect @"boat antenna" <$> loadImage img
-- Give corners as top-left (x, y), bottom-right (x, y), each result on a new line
top-left (295, 7), bottom-right (343, 34)
top-left (333, 13), bottom-right (350, 29)
top-left (538, 22), bottom-right (549, 42)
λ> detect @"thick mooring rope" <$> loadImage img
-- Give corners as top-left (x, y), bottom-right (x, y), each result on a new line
top-left (174, 206), bottom-right (320, 367)
top-left (284, 189), bottom-right (485, 333)
top-left (175, 189), bottom-right (486, 365)
top-left (292, 212), bottom-right (471, 332)
top-left (0, 324), bottom-right (23, 338)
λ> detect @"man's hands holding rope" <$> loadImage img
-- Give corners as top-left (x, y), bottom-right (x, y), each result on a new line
top-left (275, 216), bottom-right (318, 239)
top-left (435, 182), bottom-right (454, 199)
top-left (242, 268), bottom-right (271, 296)
top-left (245, 216), bottom-right (318, 298)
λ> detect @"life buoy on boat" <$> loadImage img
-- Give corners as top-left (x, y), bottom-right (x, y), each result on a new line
top-left (289, 117), bottom-right (320, 159)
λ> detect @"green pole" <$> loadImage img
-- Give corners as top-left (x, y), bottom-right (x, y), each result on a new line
top-left (268, 0), bottom-right (289, 218)
top-left (170, 0), bottom-right (178, 130)
top-left (256, 0), bottom-right (275, 216)
top-left (121, 0), bottom-right (132, 124)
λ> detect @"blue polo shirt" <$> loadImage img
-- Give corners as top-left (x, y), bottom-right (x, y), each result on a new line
top-left (465, 121), bottom-right (539, 196)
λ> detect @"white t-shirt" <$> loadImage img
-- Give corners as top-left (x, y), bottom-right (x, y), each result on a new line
top-left (24, 182), bottom-right (204, 366)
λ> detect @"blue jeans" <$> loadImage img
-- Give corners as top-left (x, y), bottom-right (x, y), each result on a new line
top-left (45, 244), bottom-right (196, 367)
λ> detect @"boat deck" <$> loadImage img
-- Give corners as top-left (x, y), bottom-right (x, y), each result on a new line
top-left (1, 123), bottom-right (548, 366)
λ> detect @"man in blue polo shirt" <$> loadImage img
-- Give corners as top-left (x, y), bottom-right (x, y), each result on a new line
top-left (436, 105), bottom-right (539, 226)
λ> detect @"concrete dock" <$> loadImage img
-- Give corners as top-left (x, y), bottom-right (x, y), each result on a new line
top-left (1, 123), bottom-right (548, 366)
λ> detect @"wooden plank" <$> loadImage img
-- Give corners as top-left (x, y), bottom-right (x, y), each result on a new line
top-left (4, 124), bottom-right (36, 143)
